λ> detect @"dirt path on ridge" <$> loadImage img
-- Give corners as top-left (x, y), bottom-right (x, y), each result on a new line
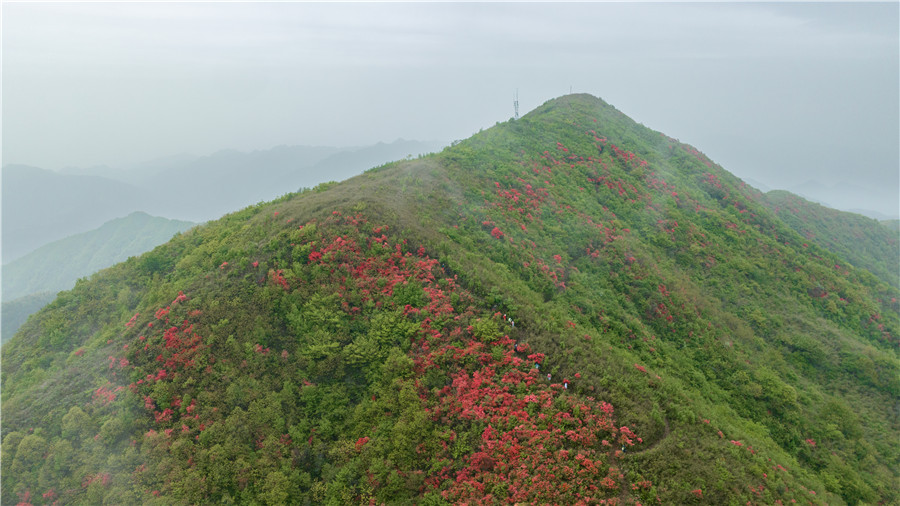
top-left (617, 417), bottom-right (671, 504)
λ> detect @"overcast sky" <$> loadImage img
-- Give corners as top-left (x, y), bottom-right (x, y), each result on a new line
top-left (3, 2), bottom-right (898, 217)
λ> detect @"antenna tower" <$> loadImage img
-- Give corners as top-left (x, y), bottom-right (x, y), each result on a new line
top-left (514, 89), bottom-right (520, 120)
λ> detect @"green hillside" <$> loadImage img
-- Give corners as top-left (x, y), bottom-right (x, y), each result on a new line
top-left (2, 94), bottom-right (897, 505)
top-left (762, 190), bottom-right (899, 289)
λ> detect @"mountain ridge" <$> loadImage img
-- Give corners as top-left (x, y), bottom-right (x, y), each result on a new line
top-left (762, 189), bottom-right (899, 288)
top-left (2, 140), bottom-right (445, 263)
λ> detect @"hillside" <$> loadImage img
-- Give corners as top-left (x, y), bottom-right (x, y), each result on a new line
top-left (2, 94), bottom-right (897, 505)
top-left (761, 190), bottom-right (900, 289)
top-left (784, 180), bottom-right (899, 221)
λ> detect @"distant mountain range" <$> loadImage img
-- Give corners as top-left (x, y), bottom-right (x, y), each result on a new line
top-left (0, 291), bottom-right (55, 346)
top-left (2, 139), bottom-right (444, 263)
top-left (736, 177), bottom-right (898, 221)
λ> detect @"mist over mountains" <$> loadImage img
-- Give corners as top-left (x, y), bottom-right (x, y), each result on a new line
top-left (2, 139), bottom-right (444, 263)
top-left (4, 3), bottom-right (895, 500)
top-left (2, 165), bottom-right (150, 262)
top-left (785, 180), bottom-right (898, 221)
top-left (1, 139), bottom-right (444, 343)
top-left (2, 212), bottom-right (196, 302)
top-left (1, 212), bottom-right (196, 343)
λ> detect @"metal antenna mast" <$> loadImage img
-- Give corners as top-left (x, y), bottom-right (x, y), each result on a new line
top-left (514, 89), bottom-right (520, 120)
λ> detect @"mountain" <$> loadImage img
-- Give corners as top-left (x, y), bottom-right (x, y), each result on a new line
top-left (786, 179), bottom-right (898, 221)
top-left (3, 211), bottom-right (196, 302)
top-left (135, 140), bottom-right (444, 222)
top-left (762, 190), bottom-right (900, 289)
top-left (2, 141), bottom-right (445, 263)
top-left (132, 145), bottom-right (344, 222)
top-left (2, 94), bottom-right (897, 505)
top-left (848, 209), bottom-right (899, 221)
top-left (1, 165), bottom-right (150, 262)
top-left (1, 212), bottom-right (196, 342)
top-left (741, 177), bottom-right (772, 193)
top-left (0, 292), bottom-right (56, 346)
top-left (56, 153), bottom-right (199, 183)
top-left (56, 164), bottom-right (125, 180)
top-left (277, 139), bottom-right (446, 198)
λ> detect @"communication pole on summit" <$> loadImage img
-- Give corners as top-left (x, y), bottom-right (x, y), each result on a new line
top-left (514, 89), bottom-right (520, 120)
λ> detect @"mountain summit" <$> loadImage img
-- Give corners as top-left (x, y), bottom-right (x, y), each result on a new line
top-left (3, 94), bottom-right (897, 505)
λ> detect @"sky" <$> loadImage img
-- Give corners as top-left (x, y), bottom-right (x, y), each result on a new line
top-left (3, 2), bottom-right (898, 217)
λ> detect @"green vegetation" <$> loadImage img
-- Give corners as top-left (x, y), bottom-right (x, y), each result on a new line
top-left (2, 94), bottom-right (897, 505)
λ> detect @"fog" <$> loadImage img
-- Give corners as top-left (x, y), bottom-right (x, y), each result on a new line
top-left (3, 2), bottom-right (898, 217)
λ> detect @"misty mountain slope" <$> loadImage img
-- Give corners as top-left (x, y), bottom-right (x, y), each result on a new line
top-left (3, 212), bottom-right (196, 302)
top-left (134, 145), bottom-right (343, 221)
top-left (58, 153), bottom-right (200, 184)
top-left (2, 94), bottom-right (897, 505)
top-left (273, 139), bottom-right (446, 198)
top-left (2, 141), bottom-right (444, 265)
top-left (132, 140), bottom-right (443, 222)
top-left (1, 212), bottom-right (196, 342)
top-left (786, 180), bottom-right (899, 221)
top-left (762, 190), bottom-right (900, 288)
top-left (1, 165), bottom-right (151, 262)
top-left (0, 291), bottom-right (56, 346)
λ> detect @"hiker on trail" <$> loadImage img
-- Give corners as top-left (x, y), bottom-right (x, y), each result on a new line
top-left (534, 362), bottom-right (540, 370)
top-left (514, 342), bottom-right (519, 353)
top-left (564, 381), bottom-right (568, 389)
top-left (547, 373), bottom-right (552, 381)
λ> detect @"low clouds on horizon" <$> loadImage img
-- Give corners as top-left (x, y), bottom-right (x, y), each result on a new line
top-left (3, 2), bottom-right (898, 216)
